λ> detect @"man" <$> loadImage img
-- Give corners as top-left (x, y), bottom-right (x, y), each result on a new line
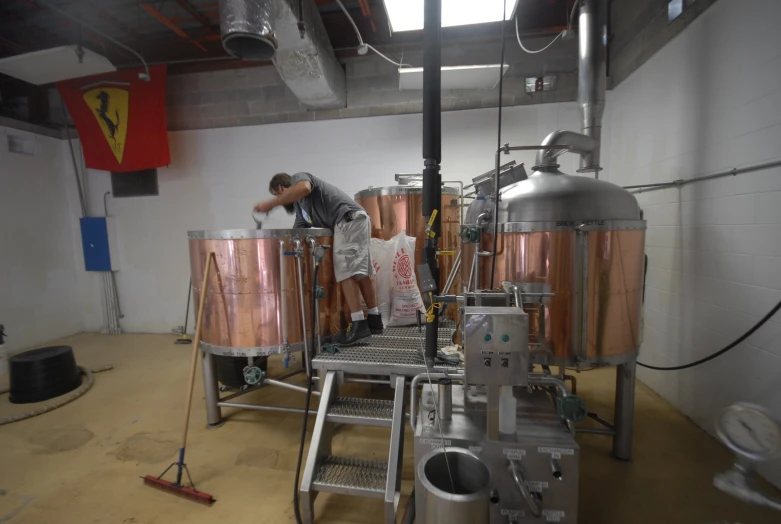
top-left (254, 172), bottom-right (383, 345)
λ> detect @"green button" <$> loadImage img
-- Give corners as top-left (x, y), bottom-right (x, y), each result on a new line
top-left (484, 333), bottom-right (492, 341)
top-left (502, 334), bottom-right (510, 342)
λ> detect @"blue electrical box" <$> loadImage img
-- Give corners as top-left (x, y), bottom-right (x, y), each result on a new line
top-left (80, 217), bottom-right (114, 271)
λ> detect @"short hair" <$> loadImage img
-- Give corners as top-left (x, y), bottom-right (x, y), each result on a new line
top-left (269, 173), bottom-right (292, 194)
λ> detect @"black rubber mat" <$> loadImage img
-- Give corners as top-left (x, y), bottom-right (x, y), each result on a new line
top-left (9, 346), bottom-right (81, 404)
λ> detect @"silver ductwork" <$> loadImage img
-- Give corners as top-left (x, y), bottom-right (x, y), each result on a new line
top-left (577, 0), bottom-right (607, 172)
top-left (537, 0), bottom-right (606, 173)
top-left (534, 130), bottom-right (596, 170)
top-left (219, 0), bottom-right (346, 110)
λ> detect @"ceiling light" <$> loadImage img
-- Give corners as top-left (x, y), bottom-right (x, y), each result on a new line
top-left (399, 64), bottom-right (509, 90)
top-left (0, 46), bottom-right (116, 85)
top-left (383, 0), bottom-right (520, 32)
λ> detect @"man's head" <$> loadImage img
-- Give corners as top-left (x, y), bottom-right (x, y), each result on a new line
top-left (269, 173), bottom-right (296, 214)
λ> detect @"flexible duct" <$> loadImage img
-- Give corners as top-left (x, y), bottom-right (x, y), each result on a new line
top-left (219, 0), bottom-right (346, 109)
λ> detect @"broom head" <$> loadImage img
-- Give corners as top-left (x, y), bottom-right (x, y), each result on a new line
top-left (142, 475), bottom-right (215, 505)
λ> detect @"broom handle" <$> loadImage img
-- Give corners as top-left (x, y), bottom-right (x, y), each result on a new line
top-left (181, 252), bottom-right (213, 450)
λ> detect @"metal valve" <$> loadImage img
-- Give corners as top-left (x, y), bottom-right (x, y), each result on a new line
top-left (556, 394), bottom-right (588, 422)
top-left (460, 226), bottom-right (481, 244)
top-left (243, 366), bottom-right (265, 386)
top-left (315, 285), bottom-right (327, 299)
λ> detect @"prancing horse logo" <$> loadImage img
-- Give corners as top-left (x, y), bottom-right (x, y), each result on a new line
top-left (95, 91), bottom-right (120, 141)
top-left (83, 86), bottom-right (130, 164)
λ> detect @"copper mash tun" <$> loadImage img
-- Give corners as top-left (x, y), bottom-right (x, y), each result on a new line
top-left (354, 180), bottom-right (462, 296)
top-left (461, 157), bottom-right (646, 367)
top-left (187, 228), bottom-right (344, 358)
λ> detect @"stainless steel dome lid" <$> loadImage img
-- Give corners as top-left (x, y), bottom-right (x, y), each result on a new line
top-left (465, 169), bottom-right (641, 224)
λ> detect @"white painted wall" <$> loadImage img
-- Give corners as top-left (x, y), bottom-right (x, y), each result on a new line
top-left (605, 0), bottom-right (781, 486)
top-left (79, 101), bottom-right (589, 334)
top-left (0, 127), bottom-right (88, 351)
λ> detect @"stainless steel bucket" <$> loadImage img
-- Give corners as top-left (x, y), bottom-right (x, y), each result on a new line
top-left (418, 447), bottom-right (490, 524)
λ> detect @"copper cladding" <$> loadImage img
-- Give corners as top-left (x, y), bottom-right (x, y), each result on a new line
top-left (355, 192), bottom-right (460, 291)
top-left (462, 229), bottom-right (645, 364)
top-left (188, 231), bottom-right (344, 351)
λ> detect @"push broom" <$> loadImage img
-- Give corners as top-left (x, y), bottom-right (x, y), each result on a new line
top-left (143, 252), bottom-right (216, 505)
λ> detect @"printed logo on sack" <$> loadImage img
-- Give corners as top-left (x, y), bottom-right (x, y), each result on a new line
top-left (393, 248), bottom-right (416, 287)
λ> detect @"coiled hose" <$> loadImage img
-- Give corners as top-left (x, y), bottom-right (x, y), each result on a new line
top-left (0, 365), bottom-right (113, 425)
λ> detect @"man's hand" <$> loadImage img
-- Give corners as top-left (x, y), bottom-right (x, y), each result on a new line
top-left (254, 200), bottom-right (277, 214)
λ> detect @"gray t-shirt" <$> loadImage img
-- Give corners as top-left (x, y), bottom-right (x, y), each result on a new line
top-left (290, 172), bottom-right (365, 229)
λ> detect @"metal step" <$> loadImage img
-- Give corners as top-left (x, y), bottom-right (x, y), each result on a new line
top-left (312, 456), bottom-right (387, 499)
top-left (327, 397), bottom-right (394, 427)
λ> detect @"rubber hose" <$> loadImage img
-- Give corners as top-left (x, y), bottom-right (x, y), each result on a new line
top-left (0, 365), bottom-right (113, 425)
top-left (402, 489), bottom-right (416, 524)
top-left (293, 262), bottom-right (319, 524)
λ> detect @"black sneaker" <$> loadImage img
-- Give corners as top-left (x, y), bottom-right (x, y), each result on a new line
top-left (338, 320), bottom-right (372, 346)
top-left (367, 314), bottom-right (384, 335)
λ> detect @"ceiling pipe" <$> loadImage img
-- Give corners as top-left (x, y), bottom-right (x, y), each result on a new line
top-left (535, 0), bottom-right (606, 175)
top-left (577, 0), bottom-right (606, 173)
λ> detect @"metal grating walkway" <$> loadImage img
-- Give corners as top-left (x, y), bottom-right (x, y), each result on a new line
top-left (327, 397), bottom-right (394, 425)
top-left (312, 456), bottom-right (387, 498)
top-left (313, 320), bottom-right (458, 376)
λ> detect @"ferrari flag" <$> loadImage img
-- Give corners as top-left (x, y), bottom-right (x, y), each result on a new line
top-left (57, 65), bottom-right (170, 172)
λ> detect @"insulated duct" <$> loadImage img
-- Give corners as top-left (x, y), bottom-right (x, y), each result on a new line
top-left (219, 0), bottom-right (346, 110)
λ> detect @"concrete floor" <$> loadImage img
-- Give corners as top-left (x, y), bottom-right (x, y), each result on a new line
top-left (0, 333), bottom-right (778, 524)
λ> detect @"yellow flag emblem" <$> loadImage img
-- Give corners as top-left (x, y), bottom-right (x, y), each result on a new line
top-left (83, 87), bottom-right (129, 165)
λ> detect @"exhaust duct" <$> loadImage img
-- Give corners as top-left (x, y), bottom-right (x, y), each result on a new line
top-left (536, 0), bottom-right (606, 173)
top-left (219, 0), bottom-right (346, 110)
top-left (577, 0), bottom-right (607, 172)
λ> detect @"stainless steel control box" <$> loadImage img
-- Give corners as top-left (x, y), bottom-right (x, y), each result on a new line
top-left (463, 306), bottom-right (529, 387)
top-left (414, 387), bottom-right (579, 523)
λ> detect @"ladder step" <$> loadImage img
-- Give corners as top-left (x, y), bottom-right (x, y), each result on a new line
top-left (326, 397), bottom-right (394, 427)
top-left (312, 456), bottom-right (387, 499)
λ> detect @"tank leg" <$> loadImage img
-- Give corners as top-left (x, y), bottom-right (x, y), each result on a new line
top-left (613, 358), bottom-right (636, 460)
top-left (202, 350), bottom-right (223, 428)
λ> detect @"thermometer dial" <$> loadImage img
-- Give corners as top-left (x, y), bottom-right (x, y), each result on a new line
top-left (716, 403), bottom-right (781, 462)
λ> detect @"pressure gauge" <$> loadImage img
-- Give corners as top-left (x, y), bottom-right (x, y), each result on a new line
top-left (716, 403), bottom-right (781, 462)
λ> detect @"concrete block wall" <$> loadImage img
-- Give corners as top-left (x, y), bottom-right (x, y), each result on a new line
top-left (166, 37), bottom-right (578, 131)
top-left (609, 0), bottom-right (720, 86)
top-left (0, 127), bottom-right (91, 351)
top-left (605, 0), bottom-right (781, 487)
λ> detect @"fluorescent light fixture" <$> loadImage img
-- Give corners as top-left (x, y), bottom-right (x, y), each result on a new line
top-left (398, 64), bottom-right (509, 91)
top-left (0, 46), bottom-right (116, 85)
top-left (383, 0), bottom-right (520, 32)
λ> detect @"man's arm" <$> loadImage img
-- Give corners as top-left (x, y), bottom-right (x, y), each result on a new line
top-left (254, 180), bottom-right (312, 214)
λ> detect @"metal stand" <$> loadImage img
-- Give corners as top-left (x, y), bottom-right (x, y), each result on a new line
top-left (613, 358), bottom-right (636, 460)
top-left (201, 350), bottom-right (223, 427)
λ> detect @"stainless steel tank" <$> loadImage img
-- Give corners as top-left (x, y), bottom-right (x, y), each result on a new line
top-left (187, 228), bottom-right (344, 356)
top-left (355, 185), bottom-right (461, 294)
top-left (461, 169), bottom-right (646, 366)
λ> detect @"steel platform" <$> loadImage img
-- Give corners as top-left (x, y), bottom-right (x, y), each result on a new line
top-left (311, 321), bottom-right (460, 377)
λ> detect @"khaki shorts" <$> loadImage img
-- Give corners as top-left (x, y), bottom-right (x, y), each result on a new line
top-left (333, 211), bottom-right (375, 282)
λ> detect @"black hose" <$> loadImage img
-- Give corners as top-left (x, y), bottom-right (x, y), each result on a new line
top-left (293, 261), bottom-right (319, 524)
top-left (637, 298), bottom-right (781, 371)
top-left (402, 489), bottom-right (416, 524)
top-left (490, 5), bottom-right (508, 290)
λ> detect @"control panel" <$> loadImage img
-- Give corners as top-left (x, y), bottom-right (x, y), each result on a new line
top-left (463, 306), bottom-right (529, 387)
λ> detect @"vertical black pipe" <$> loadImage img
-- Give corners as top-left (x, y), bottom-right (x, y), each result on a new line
top-left (422, 0), bottom-right (442, 363)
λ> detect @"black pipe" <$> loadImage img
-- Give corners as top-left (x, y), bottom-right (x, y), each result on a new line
top-left (422, 0), bottom-right (442, 363)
